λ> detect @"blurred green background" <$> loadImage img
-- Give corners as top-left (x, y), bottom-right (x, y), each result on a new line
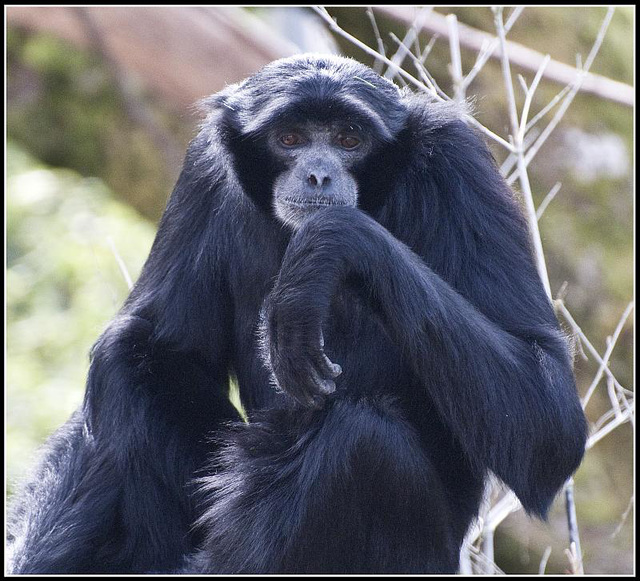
top-left (6, 6), bottom-right (634, 575)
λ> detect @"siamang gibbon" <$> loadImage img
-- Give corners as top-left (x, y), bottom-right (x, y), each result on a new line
top-left (8, 54), bottom-right (588, 574)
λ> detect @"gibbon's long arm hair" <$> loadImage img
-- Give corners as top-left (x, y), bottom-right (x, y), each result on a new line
top-left (8, 54), bottom-right (587, 575)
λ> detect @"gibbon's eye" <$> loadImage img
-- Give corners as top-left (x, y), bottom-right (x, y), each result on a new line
top-left (337, 134), bottom-right (361, 150)
top-left (279, 133), bottom-right (304, 147)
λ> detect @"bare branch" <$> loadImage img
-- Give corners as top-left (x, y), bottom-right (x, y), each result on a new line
top-left (419, 32), bottom-right (439, 66)
top-left (493, 6), bottom-right (552, 297)
top-left (374, 6), bottom-right (632, 106)
top-left (606, 341), bottom-right (624, 419)
top-left (481, 527), bottom-right (494, 570)
top-left (526, 83), bottom-right (572, 133)
top-left (388, 33), bottom-right (444, 98)
top-left (493, 7), bottom-right (520, 140)
top-left (610, 496), bottom-right (634, 539)
top-left (106, 236), bottom-right (133, 290)
top-left (517, 73), bottom-right (529, 96)
top-left (365, 7), bottom-right (386, 74)
top-left (446, 14), bottom-right (464, 101)
top-left (518, 54), bottom-right (551, 143)
top-left (564, 478), bottom-right (584, 575)
top-left (311, 7), bottom-right (440, 100)
top-left (467, 115), bottom-right (515, 152)
top-left (536, 182), bottom-right (562, 220)
top-left (510, 7), bottom-right (616, 184)
top-left (587, 401), bottom-right (635, 448)
top-left (383, 7), bottom-right (432, 80)
top-left (462, 6), bottom-right (525, 91)
top-left (539, 546), bottom-right (553, 575)
top-left (582, 301), bottom-right (634, 408)
top-left (500, 127), bottom-right (541, 176)
top-left (556, 301), bottom-right (631, 397)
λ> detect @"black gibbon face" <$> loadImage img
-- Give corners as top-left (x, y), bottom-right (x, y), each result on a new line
top-left (214, 54), bottom-right (410, 224)
top-left (267, 121), bottom-right (373, 229)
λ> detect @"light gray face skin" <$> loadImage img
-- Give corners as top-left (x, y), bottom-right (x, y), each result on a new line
top-left (269, 122), bottom-right (372, 229)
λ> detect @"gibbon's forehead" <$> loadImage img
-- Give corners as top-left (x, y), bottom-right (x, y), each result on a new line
top-left (237, 54), bottom-right (407, 141)
top-left (241, 94), bottom-right (397, 142)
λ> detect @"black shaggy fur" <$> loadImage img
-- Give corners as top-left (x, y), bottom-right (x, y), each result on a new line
top-left (7, 54), bottom-right (587, 574)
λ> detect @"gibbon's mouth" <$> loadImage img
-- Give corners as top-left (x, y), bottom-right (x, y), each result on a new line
top-left (281, 197), bottom-right (351, 209)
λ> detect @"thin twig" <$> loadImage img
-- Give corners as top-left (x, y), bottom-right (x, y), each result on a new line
top-left (606, 340), bottom-right (623, 419)
top-left (388, 33), bottom-right (444, 98)
top-left (484, 491), bottom-right (521, 533)
top-left (539, 546), bottom-right (553, 575)
top-left (365, 7), bottom-right (386, 74)
top-left (493, 6), bottom-right (552, 297)
top-left (311, 7), bottom-right (440, 101)
top-left (591, 400), bottom-right (634, 439)
top-left (610, 496), bottom-right (634, 539)
top-left (536, 182), bottom-right (562, 220)
top-left (525, 83), bottom-right (572, 133)
top-left (446, 13), bottom-right (464, 101)
top-left (493, 7), bottom-right (520, 140)
top-left (565, 544), bottom-right (581, 575)
top-left (106, 236), bottom-right (133, 290)
top-left (592, 407), bottom-right (619, 432)
top-left (518, 54), bottom-right (551, 143)
top-left (556, 301), bottom-right (631, 396)
top-left (461, 6), bottom-right (525, 91)
top-left (564, 478), bottom-right (584, 575)
top-left (581, 301), bottom-right (634, 408)
top-left (468, 487), bottom-right (522, 547)
top-left (482, 528), bottom-right (495, 573)
top-left (587, 401), bottom-right (635, 448)
top-left (420, 33), bottom-right (439, 66)
top-left (509, 7), bottom-right (616, 184)
top-left (383, 7), bottom-right (432, 80)
top-left (500, 127), bottom-right (541, 176)
top-left (467, 115), bottom-right (515, 152)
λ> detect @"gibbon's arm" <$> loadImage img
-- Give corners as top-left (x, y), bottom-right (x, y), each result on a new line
top-left (264, 206), bottom-right (587, 518)
top-left (7, 139), bottom-right (241, 574)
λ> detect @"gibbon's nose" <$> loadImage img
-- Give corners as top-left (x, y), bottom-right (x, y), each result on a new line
top-left (308, 172), bottom-right (331, 188)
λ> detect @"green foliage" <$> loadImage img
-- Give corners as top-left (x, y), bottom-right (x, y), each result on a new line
top-left (6, 141), bottom-right (156, 492)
